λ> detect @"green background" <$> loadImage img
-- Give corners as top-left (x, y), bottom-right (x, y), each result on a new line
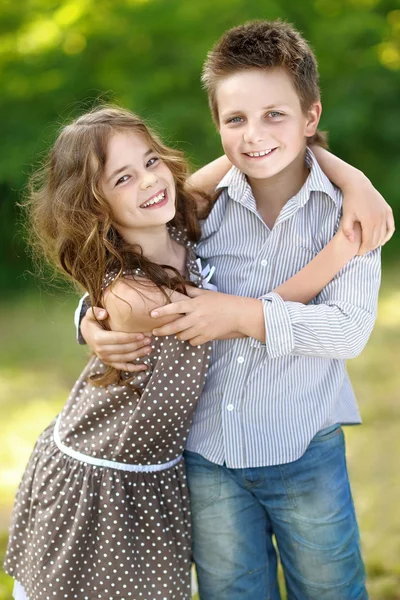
top-left (0, 0), bottom-right (399, 598)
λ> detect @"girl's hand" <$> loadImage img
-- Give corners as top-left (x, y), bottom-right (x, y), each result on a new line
top-left (311, 145), bottom-right (394, 253)
top-left (341, 176), bottom-right (394, 254)
top-left (81, 307), bottom-right (151, 372)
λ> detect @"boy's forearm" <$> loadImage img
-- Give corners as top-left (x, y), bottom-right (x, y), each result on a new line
top-left (264, 295), bottom-right (377, 360)
top-left (261, 249), bottom-right (381, 360)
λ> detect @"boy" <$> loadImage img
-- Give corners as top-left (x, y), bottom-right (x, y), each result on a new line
top-left (81, 21), bottom-right (386, 599)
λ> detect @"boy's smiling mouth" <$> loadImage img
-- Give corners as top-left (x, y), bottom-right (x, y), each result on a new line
top-left (243, 148), bottom-right (277, 158)
top-left (140, 189), bottom-right (168, 209)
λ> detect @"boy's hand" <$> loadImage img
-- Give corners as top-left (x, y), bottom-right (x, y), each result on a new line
top-left (151, 288), bottom-right (262, 345)
top-left (341, 177), bottom-right (394, 254)
top-left (81, 307), bottom-right (151, 372)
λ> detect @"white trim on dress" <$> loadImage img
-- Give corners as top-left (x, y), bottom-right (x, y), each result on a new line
top-left (53, 416), bottom-right (182, 472)
top-left (13, 580), bottom-right (29, 600)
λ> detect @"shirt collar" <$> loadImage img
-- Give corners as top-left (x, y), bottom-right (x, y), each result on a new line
top-left (216, 164), bottom-right (251, 204)
top-left (216, 148), bottom-right (340, 208)
top-left (297, 148), bottom-right (340, 208)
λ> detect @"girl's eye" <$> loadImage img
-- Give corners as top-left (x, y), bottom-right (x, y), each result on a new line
top-left (146, 156), bottom-right (159, 168)
top-left (115, 175), bottom-right (130, 186)
top-left (228, 116), bottom-right (243, 124)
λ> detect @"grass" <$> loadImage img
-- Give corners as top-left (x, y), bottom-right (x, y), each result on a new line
top-left (1, 272), bottom-right (400, 599)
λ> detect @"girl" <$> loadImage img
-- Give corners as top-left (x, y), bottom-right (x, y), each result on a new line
top-left (4, 106), bottom-right (360, 600)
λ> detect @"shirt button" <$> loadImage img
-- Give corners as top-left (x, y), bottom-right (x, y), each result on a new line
top-left (227, 404), bottom-right (234, 411)
top-left (261, 259), bottom-right (268, 267)
top-left (237, 356), bottom-right (244, 364)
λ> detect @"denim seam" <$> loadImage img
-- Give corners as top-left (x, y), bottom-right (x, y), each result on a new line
top-left (188, 464), bottom-right (221, 513)
top-left (277, 466), bottom-right (298, 509)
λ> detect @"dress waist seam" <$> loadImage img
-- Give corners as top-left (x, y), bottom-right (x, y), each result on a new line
top-left (53, 416), bottom-right (183, 472)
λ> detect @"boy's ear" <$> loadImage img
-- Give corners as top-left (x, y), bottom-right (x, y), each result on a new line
top-left (305, 101), bottom-right (322, 137)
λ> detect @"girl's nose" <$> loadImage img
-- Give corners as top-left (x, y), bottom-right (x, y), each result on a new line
top-left (140, 172), bottom-right (158, 190)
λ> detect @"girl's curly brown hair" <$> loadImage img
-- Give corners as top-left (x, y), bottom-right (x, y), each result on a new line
top-left (24, 105), bottom-right (207, 384)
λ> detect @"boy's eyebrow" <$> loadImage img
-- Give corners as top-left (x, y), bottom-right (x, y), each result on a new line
top-left (220, 105), bottom-right (291, 119)
top-left (262, 104), bottom-right (291, 110)
top-left (107, 149), bottom-right (153, 183)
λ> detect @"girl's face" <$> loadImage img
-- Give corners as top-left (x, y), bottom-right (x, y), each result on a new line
top-left (100, 131), bottom-right (176, 240)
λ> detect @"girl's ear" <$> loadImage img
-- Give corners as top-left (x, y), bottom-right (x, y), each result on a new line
top-left (305, 102), bottom-right (322, 137)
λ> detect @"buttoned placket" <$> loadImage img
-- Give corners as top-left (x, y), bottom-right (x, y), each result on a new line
top-left (215, 168), bottom-right (317, 465)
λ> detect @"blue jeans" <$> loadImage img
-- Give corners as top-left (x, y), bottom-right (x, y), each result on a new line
top-left (184, 425), bottom-right (367, 600)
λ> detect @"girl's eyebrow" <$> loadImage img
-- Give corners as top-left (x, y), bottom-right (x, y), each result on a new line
top-left (107, 164), bottom-right (131, 183)
top-left (107, 149), bottom-right (153, 183)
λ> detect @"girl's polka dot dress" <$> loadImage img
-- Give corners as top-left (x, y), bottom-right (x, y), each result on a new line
top-left (4, 230), bottom-right (212, 600)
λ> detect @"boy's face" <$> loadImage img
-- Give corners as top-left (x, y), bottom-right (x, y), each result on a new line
top-left (216, 68), bottom-right (321, 183)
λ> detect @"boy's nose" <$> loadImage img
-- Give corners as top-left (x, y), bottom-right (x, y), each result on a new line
top-left (243, 124), bottom-right (263, 144)
top-left (139, 172), bottom-right (158, 190)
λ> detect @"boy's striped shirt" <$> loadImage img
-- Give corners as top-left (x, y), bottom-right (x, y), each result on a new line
top-left (186, 150), bottom-right (381, 468)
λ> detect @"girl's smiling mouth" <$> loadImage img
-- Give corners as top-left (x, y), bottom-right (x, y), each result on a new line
top-left (140, 189), bottom-right (168, 209)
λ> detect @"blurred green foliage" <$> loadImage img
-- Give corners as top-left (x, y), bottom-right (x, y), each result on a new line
top-left (0, 0), bottom-right (399, 293)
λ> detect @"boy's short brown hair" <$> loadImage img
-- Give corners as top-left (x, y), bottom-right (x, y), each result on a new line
top-left (202, 20), bottom-right (327, 147)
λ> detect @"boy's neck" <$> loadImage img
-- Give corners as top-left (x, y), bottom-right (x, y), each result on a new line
top-left (247, 148), bottom-right (309, 229)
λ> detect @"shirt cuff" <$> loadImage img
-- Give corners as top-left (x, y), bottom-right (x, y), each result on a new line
top-left (257, 292), bottom-right (295, 358)
top-left (74, 292), bottom-right (89, 345)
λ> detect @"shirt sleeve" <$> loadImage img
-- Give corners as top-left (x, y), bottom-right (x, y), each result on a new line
top-left (74, 293), bottom-right (91, 345)
top-left (258, 248), bottom-right (381, 360)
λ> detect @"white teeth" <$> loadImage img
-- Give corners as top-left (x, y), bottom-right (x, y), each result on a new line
top-left (141, 191), bottom-right (165, 208)
top-left (246, 149), bottom-right (274, 157)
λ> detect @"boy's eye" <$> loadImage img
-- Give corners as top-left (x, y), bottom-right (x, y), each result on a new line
top-left (115, 174), bottom-right (130, 186)
top-left (227, 116), bottom-right (244, 124)
top-left (268, 111), bottom-right (283, 118)
top-left (146, 156), bottom-right (159, 167)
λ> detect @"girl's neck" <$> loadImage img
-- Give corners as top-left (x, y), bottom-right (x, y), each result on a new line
top-left (119, 224), bottom-right (186, 274)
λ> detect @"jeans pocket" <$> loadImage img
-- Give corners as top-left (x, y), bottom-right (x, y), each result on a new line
top-left (184, 451), bottom-right (221, 513)
top-left (311, 423), bottom-right (342, 443)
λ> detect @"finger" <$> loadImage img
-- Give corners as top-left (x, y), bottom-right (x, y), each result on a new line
top-left (104, 346), bottom-right (153, 363)
top-left (340, 214), bottom-right (357, 243)
top-left (99, 338), bottom-right (152, 354)
top-left (189, 335), bottom-right (208, 346)
top-left (176, 326), bottom-right (200, 342)
top-left (374, 222), bottom-right (387, 249)
top-left (382, 213), bottom-right (395, 246)
top-left (151, 301), bottom-right (190, 318)
top-left (92, 306), bottom-right (108, 320)
top-left (185, 286), bottom-right (208, 298)
top-left (153, 317), bottom-right (193, 337)
top-left (359, 222), bottom-right (375, 255)
top-left (96, 332), bottom-right (148, 345)
top-left (84, 307), bottom-right (95, 321)
top-left (371, 223), bottom-right (384, 249)
top-left (105, 361), bottom-right (148, 372)
top-left (168, 289), bottom-right (191, 302)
